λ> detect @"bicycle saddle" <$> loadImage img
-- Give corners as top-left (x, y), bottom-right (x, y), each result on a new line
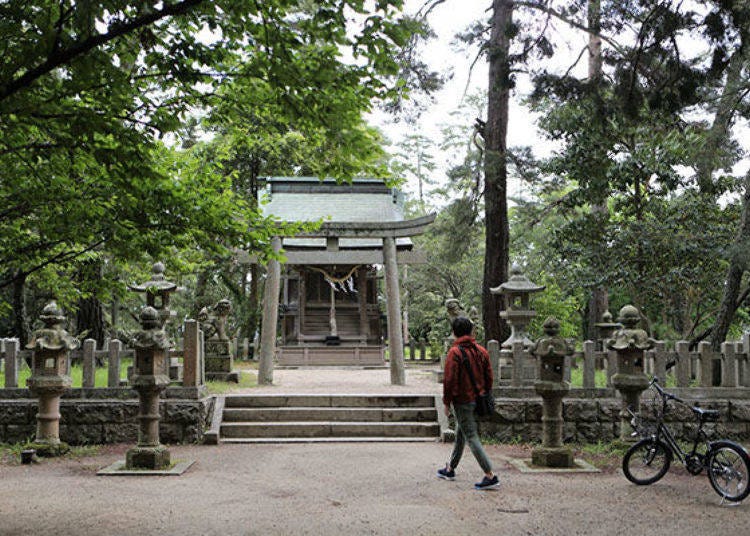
top-left (692, 407), bottom-right (720, 421)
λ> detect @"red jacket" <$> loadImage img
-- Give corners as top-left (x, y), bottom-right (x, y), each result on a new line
top-left (442, 335), bottom-right (493, 406)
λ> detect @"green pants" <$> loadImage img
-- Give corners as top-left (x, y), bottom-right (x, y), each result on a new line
top-left (449, 402), bottom-right (493, 474)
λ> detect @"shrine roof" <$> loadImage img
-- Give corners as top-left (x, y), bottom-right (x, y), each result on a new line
top-left (260, 177), bottom-right (411, 249)
top-left (260, 176), bottom-right (405, 222)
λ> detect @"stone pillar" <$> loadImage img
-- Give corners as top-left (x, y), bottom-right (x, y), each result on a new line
top-left (107, 339), bottom-right (122, 388)
top-left (530, 317), bottom-right (574, 468)
top-left (126, 307), bottom-right (171, 470)
top-left (698, 341), bottom-right (713, 388)
top-left (721, 342), bottom-right (738, 388)
top-left (383, 235), bottom-right (405, 385)
top-left (607, 305), bottom-right (654, 442)
top-left (5, 339), bottom-right (18, 388)
top-left (582, 340), bottom-right (596, 389)
top-left (259, 237), bottom-right (282, 385)
top-left (183, 319), bottom-right (200, 387)
top-left (357, 267), bottom-right (369, 343)
top-left (298, 267), bottom-right (307, 341)
top-left (82, 339), bottom-right (96, 388)
top-left (26, 302), bottom-right (78, 456)
top-left (487, 340), bottom-right (500, 386)
top-left (675, 340), bottom-right (691, 388)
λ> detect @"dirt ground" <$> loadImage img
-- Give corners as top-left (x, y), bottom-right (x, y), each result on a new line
top-left (1, 367), bottom-right (747, 535)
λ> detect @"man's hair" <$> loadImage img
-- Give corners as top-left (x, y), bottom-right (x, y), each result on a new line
top-left (452, 316), bottom-right (473, 338)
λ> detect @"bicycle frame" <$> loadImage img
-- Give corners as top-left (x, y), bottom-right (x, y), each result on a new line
top-left (630, 379), bottom-right (711, 469)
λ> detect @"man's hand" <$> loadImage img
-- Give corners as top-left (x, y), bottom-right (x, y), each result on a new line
top-left (444, 404), bottom-right (451, 417)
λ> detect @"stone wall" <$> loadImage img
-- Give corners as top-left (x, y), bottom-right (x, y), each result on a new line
top-left (0, 395), bottom-right (212, 445)
top-left (479, 396), bottom-right (750, 443)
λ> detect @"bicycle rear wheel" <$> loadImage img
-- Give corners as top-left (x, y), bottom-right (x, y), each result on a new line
top-left (622, 438), bottom-right (671, 485)
top-left (707, 441), bottom-right (750, 502)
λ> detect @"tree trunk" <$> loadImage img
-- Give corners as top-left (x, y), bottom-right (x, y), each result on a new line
top-left (710, 172), bottom-right (750, 349)
top-left (699, 47), bottom-right (748, 349)
top-left (482, 0), bottom-right (513, 343)
top-left (584, 0), bottom-right (609, 341)
top-left (696, 49), bottom-right (744, 194)
top-left (76, 297), bottom-right (106, 345)
top-left (75, 259), bottom-right (106, 345)
top-left (11, 271), bottom-right (29, 347)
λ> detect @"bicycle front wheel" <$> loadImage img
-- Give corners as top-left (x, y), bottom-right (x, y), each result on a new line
top-left (622, 438), bottom-right (671, 485)
top-left (707, 441), bottom-right (750, 502)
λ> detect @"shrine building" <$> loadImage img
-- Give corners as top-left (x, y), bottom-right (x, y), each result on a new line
top-left (257, 176), bottom-right (434, 376)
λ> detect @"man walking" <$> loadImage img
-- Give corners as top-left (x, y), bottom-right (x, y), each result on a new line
top-left (437, 316), bottom-right (499, 490)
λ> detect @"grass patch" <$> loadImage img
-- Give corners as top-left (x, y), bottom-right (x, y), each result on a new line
top-left (205, 369), bottom-right (258, 394)
top-left (0, 359), bottom-right (133, 388)
top-left (0, 441), bottom-right (101, 465)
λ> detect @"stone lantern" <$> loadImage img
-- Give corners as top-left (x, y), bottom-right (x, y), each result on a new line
top-left (490, 264), bottom-right (545, 378)
top-left (128, 261), bottom-right (178, 327)
top-left (129, 261), bottom-right (180, 380)
top-left (594, 310), bottom-right (621, 352)
top-left (126, 306), bottom-right (171, 470)
top-left (26, 301), bottom-right (79, 456)
top-left (529, 317), bottom-right (575, 468)
top-left (607, 305), bottom-right (655, 441)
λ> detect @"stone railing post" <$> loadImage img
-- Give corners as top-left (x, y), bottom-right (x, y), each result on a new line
top-left (108, 339), bottom-right (122, 388)
top-left (241, 337), bottom-right (249, 360)
top-left (511, 341), bottom-right (524, 387)
top-left (182, 319), bottom-right (199, 387)
top-left (0, 339), bottom-right (4, 373)
top-left (606, 349), bottom-right (617, 387)
top-left (582, 341), bottom-right (596, 389)
top-left (5, 339), bottom-right (19, 388)
top-left (82, 339), bottom-right (96, 388)
top-left (721, 342), bottom-right (738, 388)
top-left (698, 341), bottom-right (713, 388)
top-left (487, 340), bottom-right (500, 385)
top-left (675, 341), bottom-right (691, 387)
top-left (199, 328), bottom-right (206, 386)
top-left (742, 333), bottom-right (750, 387)
top-left (653, 341), bottom-right (667, 381)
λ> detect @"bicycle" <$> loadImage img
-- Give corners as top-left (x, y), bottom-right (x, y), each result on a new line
top-left (622, 376), bottom-right (750, 503)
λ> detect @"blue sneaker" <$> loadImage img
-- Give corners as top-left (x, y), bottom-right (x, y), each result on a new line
top-left (437, 467), bottom-right (455, 480)
top-left (474, 475), bottom-right (500, 490)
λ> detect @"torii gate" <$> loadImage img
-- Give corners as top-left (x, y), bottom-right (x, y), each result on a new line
top-left (257, 214), bottom-right (436, 386)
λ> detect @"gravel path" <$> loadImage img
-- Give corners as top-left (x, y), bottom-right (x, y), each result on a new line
top-left (1, 367), bottom-right (747, 535)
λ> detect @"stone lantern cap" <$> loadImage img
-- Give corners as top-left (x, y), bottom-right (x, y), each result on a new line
top-left (594, 310), bottom-right (621, 330)
top-left (529, 317), bottom-right (574, 358)
top-left (490, 264), bottom-right (545, 296)
top-left (26, 301), bottom-right (79, 352)
top-left (607, 305), bottom-right (655, 351)
top-left (132, 306), bottom-right (170, 350)
top-left (128, 262), bottom-right (177, 295)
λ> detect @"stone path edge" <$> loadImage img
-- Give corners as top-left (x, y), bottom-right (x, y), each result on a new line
top-left (96, 459), bottom-right (195, 476)
top-left (503, 456), bottom-right (601, 473)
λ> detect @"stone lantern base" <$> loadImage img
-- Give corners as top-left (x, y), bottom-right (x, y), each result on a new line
top-left (29, 440), bottom-right (70, 457)
top-left (532, 446), bottom-right (575, 468)
top-left (126, 445), bottom-right (171, 470)
top-left (205, 340), bottom-right (240, 383)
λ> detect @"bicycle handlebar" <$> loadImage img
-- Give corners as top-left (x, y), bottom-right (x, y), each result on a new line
top-left (650, 377), bottom-right (686, 406)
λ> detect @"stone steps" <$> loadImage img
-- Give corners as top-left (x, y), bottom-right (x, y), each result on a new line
top-left (223, 407), bottom-right (437, 422)
top-left (216, 394), bottom-right (440, 443)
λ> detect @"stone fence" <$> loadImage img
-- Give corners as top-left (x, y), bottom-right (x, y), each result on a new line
top-left (484, 337), bottom-right (750, 443)
top-left (0, 320), bottom-right (210, 445)
top-left (493, 337), bottom-right (750, 389)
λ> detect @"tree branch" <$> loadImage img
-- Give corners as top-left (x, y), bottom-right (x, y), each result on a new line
top-left (0, 0), bottom-right (207, 101)
top-left (514, 1), bottom-right (625, 55)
